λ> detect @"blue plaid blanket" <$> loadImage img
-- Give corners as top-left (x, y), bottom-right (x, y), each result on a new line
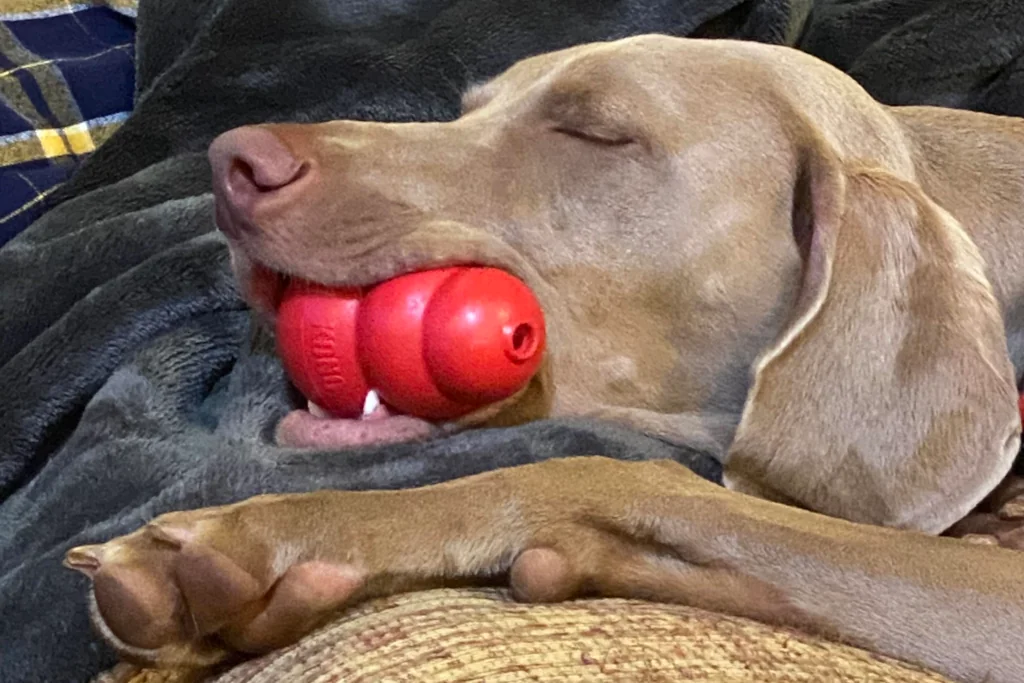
top-left (0, 0), bottom-right (136, 246)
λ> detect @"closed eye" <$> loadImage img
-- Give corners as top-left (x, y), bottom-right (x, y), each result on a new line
top-left (552, 126), bottom-right (636, 147)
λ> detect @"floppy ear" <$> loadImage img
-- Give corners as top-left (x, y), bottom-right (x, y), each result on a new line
top-left (724, 144), bottom-right (1020, 533)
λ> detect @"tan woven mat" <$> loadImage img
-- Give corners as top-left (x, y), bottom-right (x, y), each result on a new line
top-left (94, 588), bottom-right (951, 682)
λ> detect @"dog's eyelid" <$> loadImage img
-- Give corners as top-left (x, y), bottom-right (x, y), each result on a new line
top-left (543, 97), bottom-right (639, 148)
top-left (551, 124), bottom-right (637, 147)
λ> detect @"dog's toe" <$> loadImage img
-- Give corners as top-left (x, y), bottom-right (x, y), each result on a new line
top-left (66, 501), bottom-right (368, 667)
top-left (66, 513), bottom-right (274, 665)
top-left (93, 550), bottom-right (187, 650)
top-left (221, 560), bottom-right (365, 652)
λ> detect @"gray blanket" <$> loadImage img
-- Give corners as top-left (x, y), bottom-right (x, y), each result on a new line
top-left (799, 0), bottom-right (1024, 115)
top-left (0, 0), bottom-right (805, 680)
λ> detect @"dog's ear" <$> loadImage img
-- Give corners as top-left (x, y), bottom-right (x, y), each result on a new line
top-left (725, 143), bottom-right (1020, 533)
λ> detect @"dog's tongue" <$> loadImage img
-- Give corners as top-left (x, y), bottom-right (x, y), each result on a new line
top-left (275, 396), bottom-right (434, 449)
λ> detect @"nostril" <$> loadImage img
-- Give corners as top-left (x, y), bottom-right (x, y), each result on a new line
top-left (210, 126), bottom-right (309, 206)
top-left (227, 157), bottom-right (258, 197)
top-left (229, 155), bottom-right (308, 195)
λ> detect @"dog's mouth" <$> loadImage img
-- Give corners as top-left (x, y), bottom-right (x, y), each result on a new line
top-left (276, 392), bottom-right (438, 451)
top-left (240, 259), bottom-right (457, 450)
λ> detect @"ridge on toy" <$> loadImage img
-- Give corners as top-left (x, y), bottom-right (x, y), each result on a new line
top-left (276, 267), bottom-right (546, 421)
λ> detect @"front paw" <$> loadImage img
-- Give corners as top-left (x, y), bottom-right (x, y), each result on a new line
top-left (64, 498), bottom-right (366, 668)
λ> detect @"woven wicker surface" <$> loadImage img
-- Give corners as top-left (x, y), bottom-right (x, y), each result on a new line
top-left (95, 588), bottom-right (951, 683)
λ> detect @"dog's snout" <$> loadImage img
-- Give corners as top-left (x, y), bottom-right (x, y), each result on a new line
top-left (209, 126), bottom-right (309, 237)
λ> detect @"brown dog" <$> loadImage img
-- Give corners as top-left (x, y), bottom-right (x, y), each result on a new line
top-left (66, 36), bottom-right (1024, 682)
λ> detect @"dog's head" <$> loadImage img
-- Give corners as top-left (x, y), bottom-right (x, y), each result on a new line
top-left (211, 35), bottom-right (1019, 531)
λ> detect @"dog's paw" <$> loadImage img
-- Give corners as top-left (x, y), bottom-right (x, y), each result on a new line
top-left (64, 498), bottom-right (366, 667)
top-left (946, 476), bottom-right (1024, 551)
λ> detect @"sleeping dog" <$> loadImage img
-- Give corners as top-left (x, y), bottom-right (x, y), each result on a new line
top-left (67, 36), bottom-right (1024, 682)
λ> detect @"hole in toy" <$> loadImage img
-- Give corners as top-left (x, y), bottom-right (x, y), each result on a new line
top-left (508, 323), bottom-right (537, 362)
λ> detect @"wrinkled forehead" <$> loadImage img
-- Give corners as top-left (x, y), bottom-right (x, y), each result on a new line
top-left (460, 37), bottom-right (788, 146)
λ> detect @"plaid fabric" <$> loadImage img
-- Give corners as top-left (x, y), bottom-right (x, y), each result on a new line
top-left (0, 0), bottom-right (137, 246)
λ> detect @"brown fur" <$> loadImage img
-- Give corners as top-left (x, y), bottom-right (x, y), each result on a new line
top-left (66, 37), bottom-right (1024, 683)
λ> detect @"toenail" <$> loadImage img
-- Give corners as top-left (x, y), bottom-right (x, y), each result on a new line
top-left (64, 546), bottom-right (102, 575)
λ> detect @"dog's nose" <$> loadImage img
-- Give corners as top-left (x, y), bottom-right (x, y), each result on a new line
top-left (209, 126), bottom-right (308, 235)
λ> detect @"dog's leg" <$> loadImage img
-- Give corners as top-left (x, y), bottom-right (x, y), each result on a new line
top-left (66, 457), bottom-right (1024, 682)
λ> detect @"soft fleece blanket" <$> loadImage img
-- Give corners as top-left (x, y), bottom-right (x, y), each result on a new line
top-left (0, 0), bottom-right (807, 681)
top-left (799, 0), bottom-right (1024, 115)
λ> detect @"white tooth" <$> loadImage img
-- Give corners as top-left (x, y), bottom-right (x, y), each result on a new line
top-left (308, 400), bottom-right (329, 418)
top-left (362, 389), bottom-right (381, 417)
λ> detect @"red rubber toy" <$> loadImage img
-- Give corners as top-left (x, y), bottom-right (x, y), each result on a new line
top-left (276, 267), bottom-right (546, 421)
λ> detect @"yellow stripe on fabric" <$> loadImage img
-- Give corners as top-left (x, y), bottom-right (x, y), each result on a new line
top-left (0, 135), bottom-right (44, 166)
top-left (63, 121), bottom-right (96, 153)
top-left (0, 58), bottom-right (54, 79)
top-left (0, 42), bottom-right (135, 78)
top-left (0, 1), bottom-right (138, 21)
top-left (35, 127), bottom-right (68, 157)
top-left (0, 118), bottom-right (124, 165)
top-left (0, 185), bottom-right (57, 225)
top-left (2, 1), bottom-right (85, 17)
